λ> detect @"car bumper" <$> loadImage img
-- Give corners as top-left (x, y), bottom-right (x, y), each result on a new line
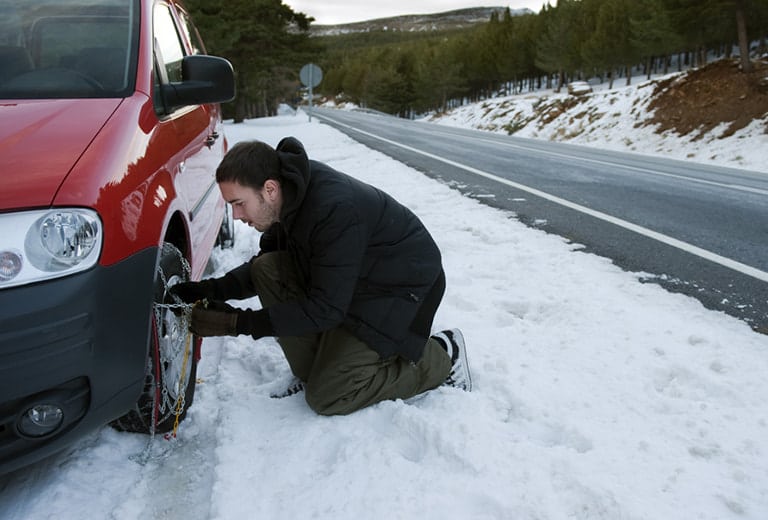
top-left (0, 246), bottom-right (158, 475)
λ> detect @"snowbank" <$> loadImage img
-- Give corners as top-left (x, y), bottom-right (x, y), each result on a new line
top-left (1, 114), bottom-right (766, 520)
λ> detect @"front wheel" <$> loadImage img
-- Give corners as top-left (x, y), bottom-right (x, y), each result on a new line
top-left (111, 243), bottom-right (198, 434)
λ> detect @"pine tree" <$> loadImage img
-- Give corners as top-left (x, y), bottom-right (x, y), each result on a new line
top-left (535, 0), bottom-right (588, 91)
top-left (414, 40), bottom-right (468, 112)
top-left (630, 0), bottom-right (682, 78)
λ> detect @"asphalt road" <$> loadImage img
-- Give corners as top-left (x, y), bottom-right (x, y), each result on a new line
top-left (312, 107), bottom-right (768, 333)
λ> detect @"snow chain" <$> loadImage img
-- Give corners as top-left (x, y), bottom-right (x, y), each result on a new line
top-left (154, 246), bottom-right (195, 440)
top-left (130, 245), bottom-right (195, 465)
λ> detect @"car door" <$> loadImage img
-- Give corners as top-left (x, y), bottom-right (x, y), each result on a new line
top-left (152, 1), bottom-right (223, 276)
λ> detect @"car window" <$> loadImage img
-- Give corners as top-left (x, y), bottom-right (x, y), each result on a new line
top-left (176, 8), bottom-right (206, 56)
top-left (153, 3), bottom-right (184, 83)
top-left (0, 0), bottom-right (138, 99)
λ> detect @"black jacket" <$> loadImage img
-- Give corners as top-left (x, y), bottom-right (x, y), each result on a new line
top-left (254, 137), bottom-right (443, 361)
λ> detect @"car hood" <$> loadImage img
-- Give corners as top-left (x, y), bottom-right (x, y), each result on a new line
top-left (0, 98), bottom-right (123, 210)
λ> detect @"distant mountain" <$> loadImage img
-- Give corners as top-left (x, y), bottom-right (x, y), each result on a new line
top-left (309, 6), bottom-right (533, 36)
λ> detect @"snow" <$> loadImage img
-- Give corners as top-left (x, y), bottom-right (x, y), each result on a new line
top-left (427, 73), bottom-right (768, 174)
top-left (1, 109), bottom-right (767, 520)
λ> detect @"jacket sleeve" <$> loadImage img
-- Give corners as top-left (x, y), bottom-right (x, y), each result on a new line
top-left (205, 258), bottom-right (258, 300)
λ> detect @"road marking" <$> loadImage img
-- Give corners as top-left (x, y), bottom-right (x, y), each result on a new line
top-left (316, 113), bottom-right (768, 283)
top-left (475, 137), bottom-right (768, 197)
top-left (422, 124), bottom-right (768, 196)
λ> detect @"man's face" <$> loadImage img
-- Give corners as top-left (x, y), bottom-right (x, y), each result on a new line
top-left (219, 180), bottom-right (281, 232)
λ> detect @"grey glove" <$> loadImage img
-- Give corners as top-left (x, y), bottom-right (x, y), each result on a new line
top-left (189, 300), bottom-right (276, 340)
top-left (190, 300), bottom-right (239, 337)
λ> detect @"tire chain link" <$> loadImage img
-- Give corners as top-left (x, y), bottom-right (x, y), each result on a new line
top-left (152, 245), bottom-right (195, 437)
top-left (132, 245), bottom-right (196, 465)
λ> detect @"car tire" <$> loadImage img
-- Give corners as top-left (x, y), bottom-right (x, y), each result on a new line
top-left (215, 203), bottom-right (235, 249)
top-left (110, 243), bottom-right (198, 434)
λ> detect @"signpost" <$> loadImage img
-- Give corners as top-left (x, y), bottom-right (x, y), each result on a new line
top-left (300, 63), bottom-right (323, 122)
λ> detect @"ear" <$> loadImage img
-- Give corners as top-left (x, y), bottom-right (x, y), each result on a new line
top-left (262, 179), bottom-right (281, 201)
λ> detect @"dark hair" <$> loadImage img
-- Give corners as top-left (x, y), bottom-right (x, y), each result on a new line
top-left (216, 140), bottom-right (281, 189)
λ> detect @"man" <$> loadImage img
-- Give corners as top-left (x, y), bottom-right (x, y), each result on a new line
top-left (171, 137), bottom-right (470, 416)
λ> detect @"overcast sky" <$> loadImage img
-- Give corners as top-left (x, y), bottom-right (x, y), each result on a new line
top-left (284, 1), bottom-right (545, 25)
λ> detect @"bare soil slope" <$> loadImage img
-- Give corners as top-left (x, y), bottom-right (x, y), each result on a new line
top-left (647, 57), bottom-right (768, 139)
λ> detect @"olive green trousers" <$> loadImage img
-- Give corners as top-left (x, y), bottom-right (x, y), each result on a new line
top-left (250, 252), bottom-right (451, 415)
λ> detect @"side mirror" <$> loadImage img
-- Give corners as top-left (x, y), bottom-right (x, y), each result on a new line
top-left (161, 55), bottom-right (235, 108)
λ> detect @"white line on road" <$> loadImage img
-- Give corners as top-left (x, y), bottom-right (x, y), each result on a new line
top-left (317, 114), bottom-right (768, 283)
top-left (474, 137), bottom-right (768, 197)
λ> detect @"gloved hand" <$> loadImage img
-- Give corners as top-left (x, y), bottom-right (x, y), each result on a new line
top-left (190, 300), bottom-right (239, 337)
top-left (169, 279), bottom-right (218, 304)
top-left (189, 300), bottom-right (276, 339)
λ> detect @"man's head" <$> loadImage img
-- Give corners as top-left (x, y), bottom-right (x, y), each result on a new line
top-left (216, 140), bottom-right (283, 232)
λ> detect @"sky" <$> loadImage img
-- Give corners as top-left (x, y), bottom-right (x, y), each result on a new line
top-left (0, 77), bottom-right (766, 518)
top-left (284, 0), bottom-right (545, 25)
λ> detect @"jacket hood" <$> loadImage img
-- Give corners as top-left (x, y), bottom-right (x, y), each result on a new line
top-left (275, 136), bottom-right (310, 219)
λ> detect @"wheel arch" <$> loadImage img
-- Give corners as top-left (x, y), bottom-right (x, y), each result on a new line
top-left (163, 210), bottom-right (191, 263)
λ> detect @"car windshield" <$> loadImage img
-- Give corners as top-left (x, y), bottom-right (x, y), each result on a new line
top-left (0, 0), bottom-right (138, 99)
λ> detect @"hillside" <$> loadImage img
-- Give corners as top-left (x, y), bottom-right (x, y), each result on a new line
top-left (428, 57), bottom-right (768, 173)
top-left (309, 6), bottom-right (532, 36)
top-left (648, 58), bottom-right (768, 138)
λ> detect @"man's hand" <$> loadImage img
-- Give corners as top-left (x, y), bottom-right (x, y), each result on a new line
top-left (188, 301), bottom-right (275, 340)
top-left (170, 279), bottom-right (217, 304)
top-left (190, 300), bottom-right (239, 337)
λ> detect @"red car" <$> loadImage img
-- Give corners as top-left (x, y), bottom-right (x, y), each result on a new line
top-left (0, 0), bottom-right (235, 474)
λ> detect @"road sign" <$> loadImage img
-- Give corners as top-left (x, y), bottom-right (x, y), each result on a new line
top-left (300, 63), bottom-right (322, 88)
top-left (300, 63), bottom-right (323, 122)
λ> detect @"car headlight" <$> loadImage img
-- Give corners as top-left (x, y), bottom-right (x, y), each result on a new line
top-left (0, 209), bottom-right (102, 288)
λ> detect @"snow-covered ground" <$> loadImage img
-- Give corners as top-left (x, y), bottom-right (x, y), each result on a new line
top-left (427, 71), bottom-right (768, 174)
top-left (1, 112), bottom-right (767, 520)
